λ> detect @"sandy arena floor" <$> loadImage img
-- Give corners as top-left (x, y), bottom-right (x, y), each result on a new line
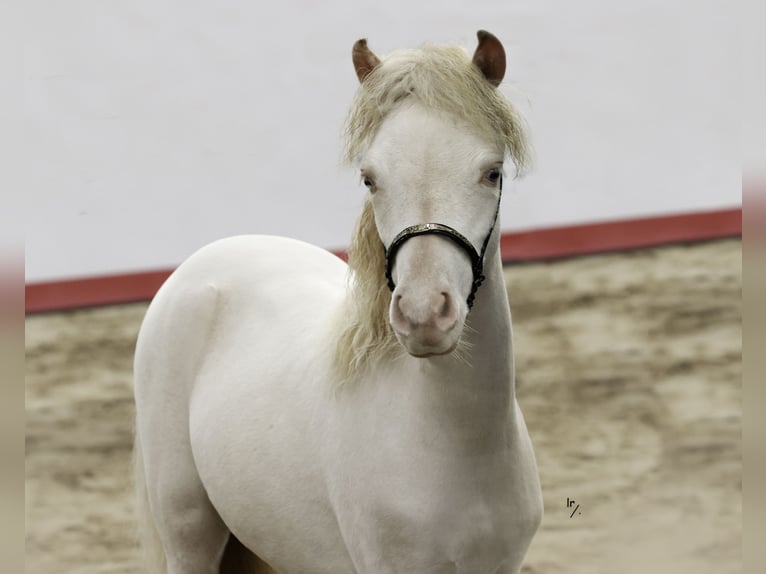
top-left (25, 239), bottom-right (741, 573)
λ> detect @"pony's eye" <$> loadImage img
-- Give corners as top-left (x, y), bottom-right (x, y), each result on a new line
top-left (362, 175), bottom-right (377, 192)
top-left (482, 167), bottom-right (502, 186)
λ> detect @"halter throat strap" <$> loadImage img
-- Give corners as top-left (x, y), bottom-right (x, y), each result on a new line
top-left (384, 176), bottom-right (503, 310)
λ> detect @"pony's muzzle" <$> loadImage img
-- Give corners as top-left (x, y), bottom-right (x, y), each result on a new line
top-left (390, 290), bottom-right (460, 356)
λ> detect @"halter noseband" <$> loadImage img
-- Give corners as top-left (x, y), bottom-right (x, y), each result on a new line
top-left (384, 176), bottom-right (503, 310)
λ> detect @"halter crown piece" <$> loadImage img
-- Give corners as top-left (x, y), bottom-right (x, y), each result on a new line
top-left (384, 175), bottom-right (503, 310)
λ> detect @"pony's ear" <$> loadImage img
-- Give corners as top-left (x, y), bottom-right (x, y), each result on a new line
top-left (472, 30), bottom-right (506, 87)
top-left (352, 39), bottom-right (381, 83)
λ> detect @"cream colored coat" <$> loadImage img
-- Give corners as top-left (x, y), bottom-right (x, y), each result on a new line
top-left (133, 31), bottom-right (542, 574)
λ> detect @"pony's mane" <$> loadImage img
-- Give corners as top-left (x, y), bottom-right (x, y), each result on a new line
top-left (333, 41), bottom-right (530, 383)
top-left (333, 199), bottom-right (399, 384)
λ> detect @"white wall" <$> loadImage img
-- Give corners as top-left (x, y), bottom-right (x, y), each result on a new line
top-left (25, 0), bottom-right (740, 282)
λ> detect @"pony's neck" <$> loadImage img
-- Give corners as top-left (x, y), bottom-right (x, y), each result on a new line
top-left (465, 246), bottom-right (513, 375)
top-left (403, 244), bottom-right (515, 450)
top-left (455, 245), bottom-right (514, 398)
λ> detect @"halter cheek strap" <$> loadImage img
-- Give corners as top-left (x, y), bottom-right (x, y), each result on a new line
top-left (384, 176), bottom-right (503, 310)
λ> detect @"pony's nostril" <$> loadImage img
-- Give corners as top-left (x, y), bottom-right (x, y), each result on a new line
top-left (434, 292), bottom-right (458, 332)
top-left (438, 292), bottom-right (450, 319)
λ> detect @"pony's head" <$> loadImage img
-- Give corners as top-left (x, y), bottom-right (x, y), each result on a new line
top-left (336, 31), bottom-right (529, 374)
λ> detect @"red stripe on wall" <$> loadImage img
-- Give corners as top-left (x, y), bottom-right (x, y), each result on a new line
top-left (26, 208), bottom-right (741, 314)
top-left (499, 207), bottom-right (741, 262)
top-left (26, 270), bottom-right (173, 314)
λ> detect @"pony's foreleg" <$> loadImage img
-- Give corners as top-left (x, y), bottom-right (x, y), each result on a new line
top-left (135, 421), bottom-right (230, 574)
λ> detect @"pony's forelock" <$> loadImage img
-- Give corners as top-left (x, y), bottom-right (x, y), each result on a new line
top-left (343, 43), bottom-right (531, 174)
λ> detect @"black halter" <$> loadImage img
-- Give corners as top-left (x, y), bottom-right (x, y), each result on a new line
top-left (384, 176), bottom-right (503, 310)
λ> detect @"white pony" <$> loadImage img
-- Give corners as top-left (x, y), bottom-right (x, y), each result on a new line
top-left (133, 30), bottom-right (542, 574)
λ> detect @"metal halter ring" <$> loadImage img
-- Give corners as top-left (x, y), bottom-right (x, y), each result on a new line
top-left (383, 176), bottom-right (503, 310)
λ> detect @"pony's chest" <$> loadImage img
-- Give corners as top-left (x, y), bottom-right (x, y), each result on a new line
top-left (364, 494), bottom-right (531, 574)
top-left (332, 450), bottom-right (540, 573)
top-left (426, 500), bottom-right (515, 565)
